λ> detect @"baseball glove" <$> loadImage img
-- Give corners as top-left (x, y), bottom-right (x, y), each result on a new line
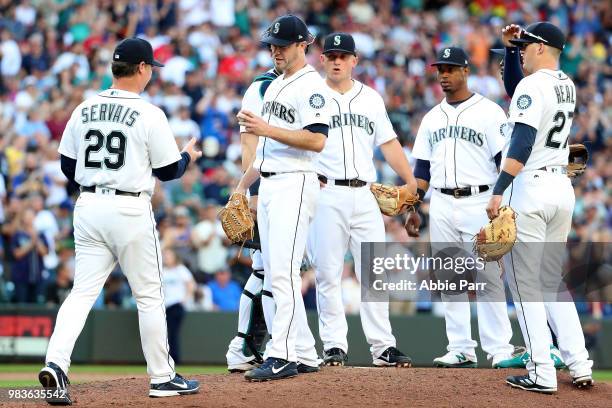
top-left (473, 206), bottom-right (517, 262)
top-left (219, 192), bottom-right (255, 244)
top-left (370, 183), bottom-right (420, 216)
top-left (567, 144), bottom-right (588, 177)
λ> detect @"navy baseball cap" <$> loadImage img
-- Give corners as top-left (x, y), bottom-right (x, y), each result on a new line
top-left (113, 38), bottom-right (164, 67)
top-left (323, 33), bottom-right (356, 55)
top-left (431, 47), bottom-right (469, 67)
top-left (260, 14), bottom-right (313, 46)
top-left (509, 22), bottom-right (565, 51)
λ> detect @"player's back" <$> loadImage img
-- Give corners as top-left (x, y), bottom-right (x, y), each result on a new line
top-left (509, 69), bottom-right (576, 171)
top-left (59, 88), bottom-right (180, 195)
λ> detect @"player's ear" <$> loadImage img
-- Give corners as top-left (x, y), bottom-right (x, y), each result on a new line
top-left (320, 53), bottom-right (325, 64)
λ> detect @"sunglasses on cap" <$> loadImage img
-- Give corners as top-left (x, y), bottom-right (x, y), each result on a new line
top-left (516, 30), bottom-right (549, 49)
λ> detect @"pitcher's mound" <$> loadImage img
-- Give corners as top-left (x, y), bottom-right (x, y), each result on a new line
top-left (14, 367), bottom-right (612, 407)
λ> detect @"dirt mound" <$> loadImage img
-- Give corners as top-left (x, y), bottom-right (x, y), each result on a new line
top-left (4, 367), bottom-right (610, 407)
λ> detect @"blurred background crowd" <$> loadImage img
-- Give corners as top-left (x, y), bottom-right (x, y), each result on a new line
top-left (0, 1), bottom-right (609, 321)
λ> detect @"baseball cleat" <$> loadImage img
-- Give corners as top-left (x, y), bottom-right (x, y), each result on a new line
top-left (38, 362), bottom-right (72, 406)
top-left (549, 345), bottom-right (566, 369)
top-left (433, 351), bottom-right (477, 368)
top-left (373, 347), bottom-right (412, 367)
top-left (228, 358), bottom-right (260, 373)
top-left (493, 346), bottom-right (528, 369)
top-left (244, 357), bottom-right (298, 382)
top-left (297, 362), bottom-right (320, 374)
top-left (572, 375), bottom-right (594, 389)
top-left (493, 345), bottom-right (566, 369)
top-left (323, 348), bottom-right (348, 366)
top-left (149, 374), bottom-right (199, 397)
top-left (506, 375), bottom-right (557, 394)
top-left (492, 353), bottom-right (514, 369)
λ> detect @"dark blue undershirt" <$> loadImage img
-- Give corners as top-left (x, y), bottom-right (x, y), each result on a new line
top-left (60, 152), bottom-right (192, 185)
top-left (503, 46), bottom-right (524, 98)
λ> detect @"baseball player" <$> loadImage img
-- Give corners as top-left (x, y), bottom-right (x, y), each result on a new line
top-left (225, 67), bottom-right (279, 373)
top-left (235, 14), bottom-right (332, 381)
top-left (487, 34), bottom-right (566, 371)
top-left (39, 38), bottom-right (201, 403)
top-left (406, 46), bottom-right (515, 368)
top-left (486, 22), bottom-right (593, 393)
top-left (307, 33), bottom-right (415, 367)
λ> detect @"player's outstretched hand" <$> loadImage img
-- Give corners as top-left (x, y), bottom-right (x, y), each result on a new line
top-left (182, 137), bottom-right (203, 162)
top-left (502, 24), bottom-right (522, 47)
top-left (237, 110), bottom-right (270, 136)
top-left (405, 211), bottom-right (421, 237)
top-left (486, 194), bottom-right (503, 220)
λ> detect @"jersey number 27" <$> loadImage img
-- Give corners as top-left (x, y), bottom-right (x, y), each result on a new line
top-left (545, 110), bottom-right (574, 149)
top-left (84, 129), bottom-right (126, 170)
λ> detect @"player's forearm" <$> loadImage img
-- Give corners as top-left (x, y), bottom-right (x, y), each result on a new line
top-left (240, 132), bottom-right (258, 172)
top-left (266, 126), bottom-right (326, 152)
top-left (380, 139), bottom-right (416, 186)
top-left (503, 47), bottom-right (524, 97)
top-left (500, 158), bottom-right (524, 177)
top-left (236, 166), bottom-right (260, 193)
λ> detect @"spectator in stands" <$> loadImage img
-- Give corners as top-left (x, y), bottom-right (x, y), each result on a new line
top-left (11, 149), bottom-right (51, 199)
top-left (161, 206), bottom-right (194, 267)
top-left (10, 207), bottom-right (48, 303)
top-left (45, 262), bottom-right (73, 306)
top-left (162, 248), bottom-right (196, 364)
top-left (168, 166), bottom-right (203, 221)
top-left (0, 0), bottom-right (606, 319)
top-left (208, 268), bottom-right (241, 311)
top-left (191, 203), bottom-right (227, 280)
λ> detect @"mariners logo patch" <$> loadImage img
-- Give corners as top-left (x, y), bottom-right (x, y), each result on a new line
top-left (309, 93), bottom-right (325, 109)
top-left (516, 94), bottom-right (532, 110)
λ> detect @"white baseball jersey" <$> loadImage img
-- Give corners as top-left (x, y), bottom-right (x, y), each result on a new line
top-left (507, 69), bottom-right (575, 171)
top-left (316, 80), bottom-right (396, 182)
top-left (412, 93), bottom-right (507, 188)
top-left (253, 64), bottom-right (333, 173)
top-left (58, 88), bottom-right (181, 195)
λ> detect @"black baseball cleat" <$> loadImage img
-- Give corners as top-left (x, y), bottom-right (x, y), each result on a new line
top-left (38, 362), bottom-right (72, 406)
top-left (323, 348), bottom-right (348, 367)
top-left (149, 374), bottom-right (200, 397)
top-left (506, 375), bottom-right (557, 394)
top-left (297, 362), bottom-right (320, 374)
top-left (244, 357), bottom-right (298, 382)
top-left (373, 347), bottom-right (412, 368)
top-left (573, 375), bottom-right (594, 389)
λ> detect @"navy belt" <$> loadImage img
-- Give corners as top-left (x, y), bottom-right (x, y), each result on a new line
top-left (439, 185), bottom-right (489, 198)
top-left (81, 186), bottom-right (141, 197)
top-left (318, 175), bottom-right (367, 188)
top-left (260, 172), bottom-right (277, 178)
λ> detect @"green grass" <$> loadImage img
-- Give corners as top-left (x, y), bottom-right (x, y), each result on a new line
top-left (593, 370), bottom-right (612, 382)
top-left (0, 365), bottom-right (226, 388)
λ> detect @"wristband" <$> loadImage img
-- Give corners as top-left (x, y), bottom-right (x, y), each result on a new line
top-left (248, 178), bottom-right (260, 196)
top-left (493, 171), bottom-right (515, 195)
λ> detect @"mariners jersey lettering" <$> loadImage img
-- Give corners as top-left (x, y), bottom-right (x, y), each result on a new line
top-left (58, 88), bottom-right (181, 195)
top-left (239, 69), bottom-right (279, 133)
top-left (253, 64), bottom-right (332, 173)
top-left (412, 94), bottom-right (507, 189)
top-left (507, 69), bottom-right (575, 171)
top-left (316, 81), bottom-right (396, 182)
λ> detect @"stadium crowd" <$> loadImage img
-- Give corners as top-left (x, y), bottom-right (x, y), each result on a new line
top-left (0, 1), bottom-right (609, 319)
